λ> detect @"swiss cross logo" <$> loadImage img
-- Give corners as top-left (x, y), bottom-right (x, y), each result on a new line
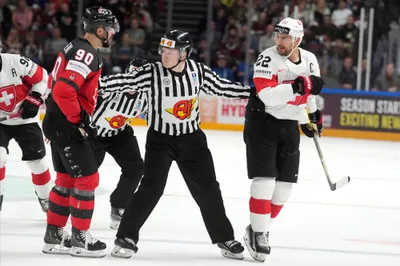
top-left (0, 85), bottom-right (17, 112)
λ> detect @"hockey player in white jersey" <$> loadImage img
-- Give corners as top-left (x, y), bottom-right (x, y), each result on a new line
top-left (0, 40), bottom-right (52, 213)
top-left (243, 17), bottom-right (325, 262)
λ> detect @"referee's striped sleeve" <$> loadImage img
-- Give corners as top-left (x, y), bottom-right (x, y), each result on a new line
top-left (200, 63), bottom-right (251, 99)
top-left (99, 64), bottom-right (153, 94)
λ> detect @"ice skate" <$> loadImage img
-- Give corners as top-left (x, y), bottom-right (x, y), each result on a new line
top-left (35, 191), bottom-right (49, 213)
top-left (69, 227), bottom-right (106, 258)
top-left (42, 224), bottom-right (72, 255)
top-left (110, 207), bottom-right (124, 229)
top-left (243, 224), bottom-right (270, 262)
top-left (217, 240), bottom-right (244, 260)
top-left (111, 237), bottom-right (138, 258)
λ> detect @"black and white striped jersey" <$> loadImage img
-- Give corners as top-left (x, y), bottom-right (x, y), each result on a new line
top-left (100, 59), bottom-right (251, 136)
top-left (92, 89), bottom-right (148, 138)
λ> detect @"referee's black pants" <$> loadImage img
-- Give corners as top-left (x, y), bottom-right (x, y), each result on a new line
top-left (116, 128), bottom-right (235, 244)
top-left (93, 126), bottom-right (144, 209)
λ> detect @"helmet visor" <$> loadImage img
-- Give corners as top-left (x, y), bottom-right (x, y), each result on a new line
top-left (104, 18), bottom-right (120, 34)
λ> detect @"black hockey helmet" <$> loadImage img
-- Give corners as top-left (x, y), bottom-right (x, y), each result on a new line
top-left (158, 29), bottom-right (193, 58)
top-left (125, 58), bottom-right (148, 73)
top-left (82, 6), bottom-right (120, 35)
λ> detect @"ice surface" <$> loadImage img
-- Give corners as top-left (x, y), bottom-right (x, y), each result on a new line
top-left (1, 127), bottom-right (400, 266)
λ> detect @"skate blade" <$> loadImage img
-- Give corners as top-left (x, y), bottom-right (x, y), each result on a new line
top-left (109, 220), bottom-right (120, 230)
top-left (42, 243), bottom-right (71, 255)
top-left (220, 249), bottom-right (244, 260)
top-left (243, 235), bottom-right (266, 262)
top-left (111, 245), bottom-right (136, 258)
top-left (69, 246), bottom-right (106, 258)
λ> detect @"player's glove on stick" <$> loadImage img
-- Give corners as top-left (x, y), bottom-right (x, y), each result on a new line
top-left (301, 109), bottom-right (324, 137)
top-left (292, 75), bottom-right (324, 95)
top-left (20, 91), bottom-right (43, 119)
top-left (68, 111), bottom-right (98, 141)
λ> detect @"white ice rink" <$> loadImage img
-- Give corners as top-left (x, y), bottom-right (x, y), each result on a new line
top-left (1, 126), bottom-right (400, 266)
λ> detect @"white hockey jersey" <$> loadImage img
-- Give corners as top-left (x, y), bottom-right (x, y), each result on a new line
top-left (253, 46), bottom-right (320, 123)
top-left (0, 53), bottom-right (48, 125)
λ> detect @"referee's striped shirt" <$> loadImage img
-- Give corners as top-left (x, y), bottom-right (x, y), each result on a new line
top-left (92, 89), bottom-right (148, 138)
top-left (100, 59), bottom-right (250, 136)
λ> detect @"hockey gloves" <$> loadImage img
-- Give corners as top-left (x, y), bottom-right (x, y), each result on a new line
top-left (292, 75), bottom-right (324, 95)
top-left (301, 110), bottom-right (324, 137)
top-left (68, 111), bottom-right (98, 141)
top-left (20, 91), bottom-right (43, 119)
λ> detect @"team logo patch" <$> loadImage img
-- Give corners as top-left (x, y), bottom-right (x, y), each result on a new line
top-left (0, 85), bottom-right (17, 112)
top-left (105, 115), bottom-right (133, 129)
top-left (165, 98), bottom-right (196, 120)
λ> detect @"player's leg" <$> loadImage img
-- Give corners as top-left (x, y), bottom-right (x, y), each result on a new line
top-left (243, 115), bottom-right (280, 261)
top-left (105, 127), bottom-right (144, 229)
top-left (0, 124), bottom-right (11, 211)
top-left (272, 123), bottom-right (300, 225)
top-left (112, 129), bottom-right (172, 258)
top-left (43, 142), bottom-right (73, 255)
top-left (12, 123), bottom-right (51, 213)
top-left (56, 137), bottom-right (106, 257)
top-left (175, 130), bottom-right (244, 260)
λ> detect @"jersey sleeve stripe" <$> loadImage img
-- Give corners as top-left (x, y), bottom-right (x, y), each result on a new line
top-left (58, 77), bottom-right (80, 91)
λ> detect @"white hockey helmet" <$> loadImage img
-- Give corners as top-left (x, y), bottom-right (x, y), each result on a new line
top-left (274, 17), bottom-right (304, 42)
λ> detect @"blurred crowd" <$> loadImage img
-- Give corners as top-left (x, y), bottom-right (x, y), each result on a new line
top-left (0, 0), bottom-right (159, 74)
top-left (0, 0), bottom-right (399, 91)
top-left (195, 0), bottom-right (400, 91)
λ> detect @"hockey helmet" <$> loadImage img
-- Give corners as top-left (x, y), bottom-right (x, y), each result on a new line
top-left (274, 17), bottom-right (304, 42)
top-left (158, 29), bottom-right (193, 58)
top-left (82, 6), bottom-right (120, 34)
top-left (125, 58), bottom-right (148, 73)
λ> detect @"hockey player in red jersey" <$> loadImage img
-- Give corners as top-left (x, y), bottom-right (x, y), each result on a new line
top-left (243, 17), bottom-right (325, 262)
top-left (0, 38), bottom-right (51, 213)
top-left (41, 6), bottom-right (119, 258)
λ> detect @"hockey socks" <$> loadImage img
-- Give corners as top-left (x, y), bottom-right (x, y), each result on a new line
top-left (270, 181), bottom-right (293, 225)
top-left (26, 158), bottom-right (52, 199)
top-left (70, 188), bottom-right (95, 230)
top-left (249, 178), bottom-right (275, 232)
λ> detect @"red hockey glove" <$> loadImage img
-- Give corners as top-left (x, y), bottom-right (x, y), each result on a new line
top-left (292, 75), bottom-right (324, 95)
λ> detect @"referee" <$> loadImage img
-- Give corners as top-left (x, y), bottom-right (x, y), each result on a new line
top-left (101, 29), bottom-right (251, 260)
top-left (92, 58), bottom-right (148, 230)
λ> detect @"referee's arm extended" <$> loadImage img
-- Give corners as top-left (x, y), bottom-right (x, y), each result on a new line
top-left (199, 63), bottom-right (251, 99)
top-left (99, 64), bottom-right (153, 94)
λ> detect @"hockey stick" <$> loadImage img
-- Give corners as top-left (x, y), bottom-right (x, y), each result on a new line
top-left (311, 133), bottom-right (351, 191)
top-left (0, 112), bottom-right (22, 122)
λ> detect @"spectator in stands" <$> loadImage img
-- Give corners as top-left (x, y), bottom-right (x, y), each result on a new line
top-left (43, 27), bottom-right (68, 71)
top-left (23, 30), bottom-right (42, 64)
top-left (314, 0), bottom-right (331, 26)
top-left (258, 24), bottom-right (275, 53)
top-left (4, 28), bottom-right (22, 54)
top-left (40, 2), bottom-right (58, 30)
top-left (112, 32), bottom-right (138, 70)
top-left (126, 17), bottom-right (146, 49)
top-left (372, 63), bottom-right (400, 92)
top-left (223, 15), bottom-right (241, 41)
top-left (221, 27), bottom-right (241, 60)
top-left (0, 0), bottom-right (12, 38)
top-left (251, 11), bottom-right (269, 35)
top-left (59, 14), bottom-right (76, 42)
top-left (212, 53), bottom-right (234, 82)
top-left (236, 49), bottom-right (256, 85)
top-left (338, 15), bottom-right (359, 57)
top-left (12, 0), bottom-right (33, 31)
top-left (339, 56), bottom-right (357, 89)
top-left (201, 21), bottom-right (222, 55)
top-left (331, 0), bottom-right (353, 27)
